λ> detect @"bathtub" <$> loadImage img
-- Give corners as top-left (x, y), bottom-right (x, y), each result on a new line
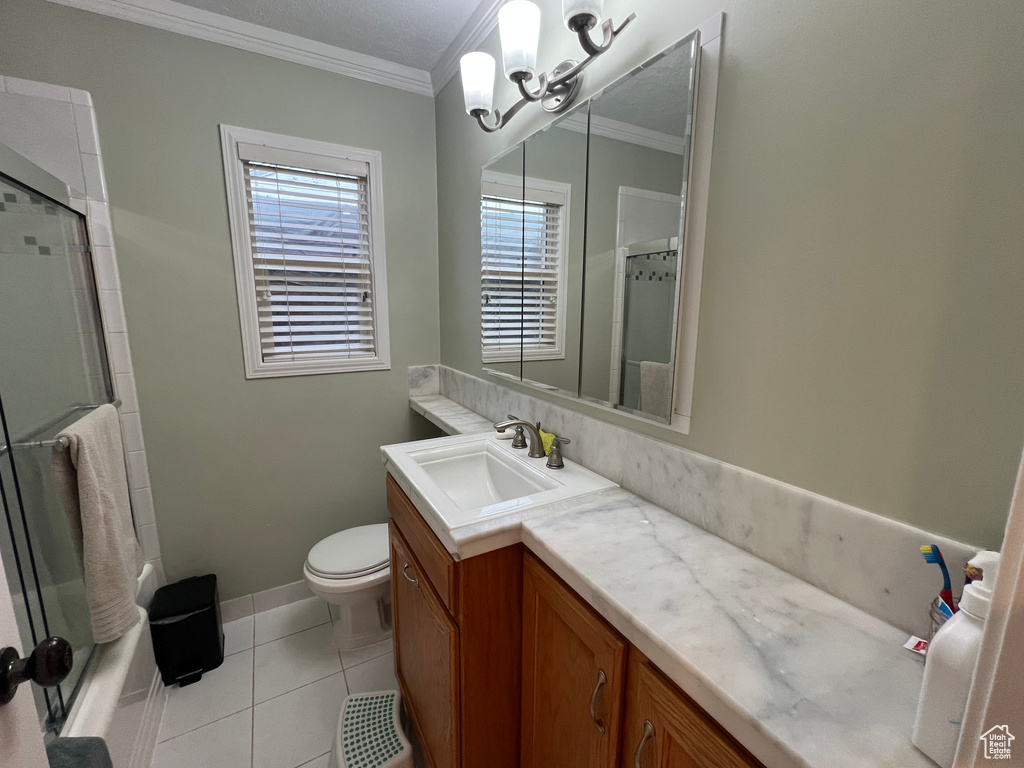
top-left (61, 563), bottom-right (167, 768)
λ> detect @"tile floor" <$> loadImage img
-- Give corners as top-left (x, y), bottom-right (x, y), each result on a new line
top-left (151, 596), bottom-right (400, 768)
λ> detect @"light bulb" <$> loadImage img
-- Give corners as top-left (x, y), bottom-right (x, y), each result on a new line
top-left (498, 0), bottom-right (541, 81)
top-left (562, 0), bottom-right (602, 30)
top-left (460, 51), bottom-right (496, 115)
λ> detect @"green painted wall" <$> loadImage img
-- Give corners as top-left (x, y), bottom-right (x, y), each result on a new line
top-left (0, 0), bottom-right (442, 598)
top-left (436, 0), bottom-right (1024, 549)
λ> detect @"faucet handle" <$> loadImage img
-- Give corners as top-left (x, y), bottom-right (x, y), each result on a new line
top-left (511, 425), bottom-right (528, 449)
top-left (546, 435), bottom-right (570, 470)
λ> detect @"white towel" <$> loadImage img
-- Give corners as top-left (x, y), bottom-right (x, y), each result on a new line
top-left (52, 404), bottom-right (143, 643)
top-left (639, 361), bottom-right (672, 421)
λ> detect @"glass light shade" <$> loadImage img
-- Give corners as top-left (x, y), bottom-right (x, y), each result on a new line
top-left (562, 0), bottom-right (602, 29)
top-left (498, 0), bottom-right (541, 80)
top-left (460, 51), bottom-right (496, 115)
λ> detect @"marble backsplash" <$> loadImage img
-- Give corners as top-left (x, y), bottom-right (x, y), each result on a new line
top-left (408, 363), bottom-right (440, 396)
top-left (410, 364), bottom-right (982, 639)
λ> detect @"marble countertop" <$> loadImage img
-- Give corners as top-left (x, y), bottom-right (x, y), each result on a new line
top-left (521, 488), bottom-right (935, 768)
top-left (409, 394), bottom-right (494, 435)
top-left (402, 396), bottom-right (935, 767)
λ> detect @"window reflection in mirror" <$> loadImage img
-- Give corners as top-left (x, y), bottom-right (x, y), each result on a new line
top-left (480, 143), bottom-right (525, 381)
top-left (579, 32), bottom-right (699, 422)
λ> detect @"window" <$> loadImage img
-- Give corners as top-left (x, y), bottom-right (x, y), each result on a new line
top-left (220, 125), bottom-right (390, 378)
top-left (481, 171), bottom-right (569, 363)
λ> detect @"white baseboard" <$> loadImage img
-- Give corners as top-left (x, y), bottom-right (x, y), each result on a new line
top-left (221, 580), bottom-right (313, 621)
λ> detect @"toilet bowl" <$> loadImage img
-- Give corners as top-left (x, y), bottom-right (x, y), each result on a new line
top-left (303, 523), bottom-right (393, 651)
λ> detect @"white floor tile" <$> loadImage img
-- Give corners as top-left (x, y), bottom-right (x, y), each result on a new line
top-left (158, 649), bottom-right (253, 742)
top-left (345, 652), bottom-right (399, 695)
top-left (151, 709), bottom-right (252, 768)
top-left (255, 623), bottom-right (343, 704)
top-left (253, 672), bottom-right (348, 768)
top-left (223, 615), bottom-right (254, 656)
top-left (339, 638), bottom-right (393, 670)
top-left (297, 754), bottom-right (332, 768)
top-left (255, 596), bottom-right (331, 645)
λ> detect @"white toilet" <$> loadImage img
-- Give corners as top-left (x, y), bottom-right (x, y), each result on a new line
top-left (303, 523), bottom-right (393, 651)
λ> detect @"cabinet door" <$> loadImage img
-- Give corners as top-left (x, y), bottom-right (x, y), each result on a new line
top-left (390, 523), bottom-right (460, 768)
top-left (522, 552), bottom-right (627, 768)
top-left (622, 652), bottom-right (763, 768)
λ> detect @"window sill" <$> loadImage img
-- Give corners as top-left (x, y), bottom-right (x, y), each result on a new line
top-left (243, 356), bottom-right (391, 379)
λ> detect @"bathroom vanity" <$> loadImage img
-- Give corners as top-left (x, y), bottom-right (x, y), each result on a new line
top-left (386, 472), bottom-right (761, 768)
top-left (383, 410), bottom-right (939, 768)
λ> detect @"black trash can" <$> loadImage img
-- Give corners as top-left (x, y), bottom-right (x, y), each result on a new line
top-left (149, 575), bottom-right (224, 686)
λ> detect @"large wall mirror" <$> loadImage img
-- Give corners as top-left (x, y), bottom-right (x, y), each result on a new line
top-left (479, 28), bottom-right (707, 426)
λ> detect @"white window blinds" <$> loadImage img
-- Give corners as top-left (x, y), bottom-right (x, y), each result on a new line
top-left (221, 126), bottom-right (390, 378)
top-left (481, 175), bottom-right (568, 363)
top-left (243, 159), bottom-right (375, 362)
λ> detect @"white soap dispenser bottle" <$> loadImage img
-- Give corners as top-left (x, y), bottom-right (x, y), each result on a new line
top-left (912, 550), bottom-right (1001, 768)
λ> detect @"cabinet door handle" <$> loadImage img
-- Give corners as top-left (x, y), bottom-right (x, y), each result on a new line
top-left (589, 669), bottom-right (607, 733)
top-left (633, 720), bottom-right (655, 768)
top-left (401, 562), bottom-right (418, 586)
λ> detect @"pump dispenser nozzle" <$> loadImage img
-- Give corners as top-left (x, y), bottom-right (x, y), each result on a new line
top-left (959, 550), bottom-right (1001, 620)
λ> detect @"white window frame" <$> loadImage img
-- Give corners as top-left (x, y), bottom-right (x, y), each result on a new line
top-left (480, 170), bottom-right (570, 364)
top-left (220, 124), bottom-right (390, 378)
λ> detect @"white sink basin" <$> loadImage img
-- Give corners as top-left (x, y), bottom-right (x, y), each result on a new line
top-left (415, 439), bottom-right (559, 510)
top-left (382, 432), bottom-right (617, 530)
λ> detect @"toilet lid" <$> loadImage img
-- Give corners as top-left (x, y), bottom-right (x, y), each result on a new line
top-left (306, 523), bottom-right (389, 579)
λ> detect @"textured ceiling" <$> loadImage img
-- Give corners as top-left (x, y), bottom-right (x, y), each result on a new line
top-left (590, 45), bottom-right (696, 137)
top-left (171, 0), bottom-right (486, 70)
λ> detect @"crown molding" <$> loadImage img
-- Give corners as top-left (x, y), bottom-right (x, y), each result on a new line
top-left (43, 0), bottom-right (434, 96)
top-left (429, 0), bottom-right (504, 96)
top-left (558, 113), bottom-right (687, 155)
top-left (557, 113), bottom-right (589, 135)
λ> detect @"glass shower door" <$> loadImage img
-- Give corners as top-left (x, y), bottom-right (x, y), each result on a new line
top-left (0, 170), bottom-right (114, 732)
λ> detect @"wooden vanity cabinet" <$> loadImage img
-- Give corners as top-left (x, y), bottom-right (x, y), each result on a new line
top-left (386, 474), bottom-right (522, 768)
top-left (620, 653), bottom-right (764, 768)
top-left (521, 552), bottom-right (628, 768)
top-left (389, 523), bottom-right (459, 768)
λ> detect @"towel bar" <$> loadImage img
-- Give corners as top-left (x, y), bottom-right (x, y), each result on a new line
top-left (0, 400), bottom-right (121, 456)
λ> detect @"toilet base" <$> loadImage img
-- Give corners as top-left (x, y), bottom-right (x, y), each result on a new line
top-left (330, 591), bottom-right (393, 652)
top-left (332, 618), bottom-right (393, 652)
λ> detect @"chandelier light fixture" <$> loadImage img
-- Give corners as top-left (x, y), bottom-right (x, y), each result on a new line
top-left (460, 0), bottom-right (636, 133)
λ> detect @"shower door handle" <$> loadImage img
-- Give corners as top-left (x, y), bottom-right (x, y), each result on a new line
top-left (0, 636), bottom-right (73, 706)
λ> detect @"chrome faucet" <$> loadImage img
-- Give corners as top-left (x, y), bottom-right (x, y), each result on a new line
top-left (493, 418), bottom-right (546, 459)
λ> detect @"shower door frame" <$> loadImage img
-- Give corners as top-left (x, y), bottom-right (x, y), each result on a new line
top-left (0, 142), bottom-right (76, 213)
top-left (0, 140), bottom-right (112, 732)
